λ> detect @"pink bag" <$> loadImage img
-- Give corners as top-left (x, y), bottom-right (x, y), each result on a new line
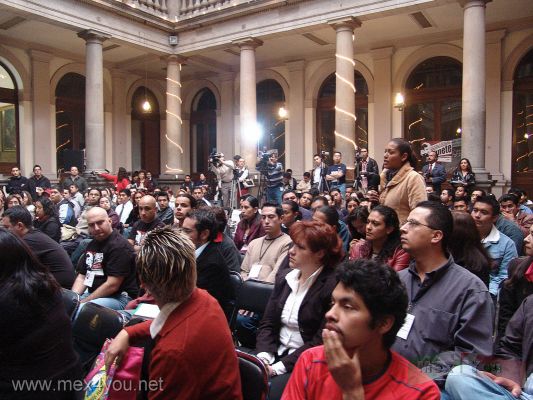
top-left (85, 339), bottom-right (145, 400)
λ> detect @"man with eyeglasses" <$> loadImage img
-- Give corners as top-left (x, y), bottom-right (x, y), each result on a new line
top-left (391, 201), bottom-right (494, 394)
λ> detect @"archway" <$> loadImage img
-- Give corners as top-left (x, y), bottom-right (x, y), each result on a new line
top-left (0, 62), bottom-right (18, 174)
top-left (257, 79), bottom-right (286, 165)
top-left (131, 86), bottom-right (161, 176)
top-left (55, 73), bottom-right (85, 172)
top-left (190, 88), bottom-right (217, 174)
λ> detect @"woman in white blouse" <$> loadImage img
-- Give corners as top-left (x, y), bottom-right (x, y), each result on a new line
top-left (255, 220), bottom-right (344, 399)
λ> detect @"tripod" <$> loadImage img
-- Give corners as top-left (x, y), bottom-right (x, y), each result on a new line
top-left (229, 172), bottom-right (242, 210)
top-left (256, 171), bottom-right (268, 206)
top-left (317, 162), bottom-right (330, 193)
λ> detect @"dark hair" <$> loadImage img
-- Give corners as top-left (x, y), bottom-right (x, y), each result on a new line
top-left (282, 172), bottom-right (292, 179)
top-left (346, 206), bottom-right (369, 239)
top-left (282, 189), bottom-right (298, 200)
top-left (455, 158), bottom-right (473, 173)
top-left (303, 172), bottom-right (310, 178)
top-left (313, 153), bottom-right (322, 160)
top-left (506, 256), bottom-right (533, 289)
top-left (329, 187), bottom-right (341, 195)
top-left (157, 192), bottom-right (170, 201)
top-left (207, 205), bottom-right (228, 233)
top-left (176, 193), bottom-right (197, 209)
top-left (369, 206), bottom-right (402, 264)
top-left (0, 228), bottom-right (60, 314)
top-left (290, 220), bottom-right (343, 268)
top-left (474, 195), bottom-right (500, 216)
top-left (117, 167), bottom-right (129, 181)
top-left (119, 188), bottom-right (131, 197)
top-left (3, 206), bottom-right (33, 228)
top-left (186, 208), bottom-right (218, 242)
top-left (499, 193), bottom-right (519, 206)
top-left (389, 138), bottom-right (418, 169)
top-left (36, 197), bottom-right (57, 218)
top-left (454, 196), bottom-right (470, 206)
top-left (427, 192), bottom-right (440, 202)
top-left (441, 189), bottom-right (455, 202)
top-left (282, 200), bottom-right (300, 215)
top-left (508, 187), bottom-right (526, 199)
top-left (33, 164), bottom-right (42, 171)
top-left (449, 212), bottom-right (492, 283)
top-left (316, 206), bottom-right (339, 230)
top-left (242, 195), bottom-right (259, 208)
top-left (471, 188), bottom-right (487, 197)
top-left (262, 202), bottom-right (283, 217)
top-left (415, 201), bottom-right (453, 252)
top-left (336, 260), bottom-right (408, 348)
top-left (311, 196), bottom-right (328, 208)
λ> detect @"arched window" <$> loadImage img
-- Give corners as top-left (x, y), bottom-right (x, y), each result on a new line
top-left (404, 57), bottom-right (462, 167)
top-left (0, 63), bottom-right (19, 174)
top-left (131, 86), bottom-right (160, 175)
top-left (257, 79), bottom-right (286, 165)
top-left (316, 72), bottom-right (368, 157)
top-left (512, 48), bottom-right (533, 195)
top-left (191, 88), bottom-right (216, 174)
top-left (56, 73), bottom-right (85, 172)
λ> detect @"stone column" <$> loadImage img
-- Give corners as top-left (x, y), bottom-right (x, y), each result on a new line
top-left (460, 0), bottom-right (491, 183)
top-left (78, 30), bottom-right (110, 172)
top-left (287, 60), bottom-right (306, 177)
top-left (165, 55), bottom-right (185, 174)
top-left (234, 37), bottom-right (263, 171)
top-left (330, 17), bottom-right (361, 168)
top-left (371, 47), bottom-right (394, 159)
top-left (111, 69), bottom-right (127, 171)
top-left (220, 72), bottom-right (235, 158)
top-left (29, 49), bottom-right (53, 176)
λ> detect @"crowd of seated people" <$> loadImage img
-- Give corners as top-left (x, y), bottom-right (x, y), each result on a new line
top-left (2, 152), bottom-right (533, 400)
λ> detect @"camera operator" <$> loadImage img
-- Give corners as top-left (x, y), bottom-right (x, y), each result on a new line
top-left (209, 152), bottom-right (234, 207)
top-left (265, 152), bottom-right (284, 205)
top-left (311, 153), bottom-right (328, 192)
top-left (234, 155), bottom-right (250, 197)
top-left (326, 151), bottom-right (347, 197)
top-left (355, 147), bottom-right (380, 192)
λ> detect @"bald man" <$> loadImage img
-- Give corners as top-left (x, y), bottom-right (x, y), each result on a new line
top-left (72, 207), bottom-right (138, 311)
top-left (128, 195), bottom-right (164, 253)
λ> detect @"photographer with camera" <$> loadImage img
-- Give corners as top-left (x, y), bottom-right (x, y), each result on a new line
top-left (311, 153), bottom-right (328, 192)
top-left (265, 152), bottom-right (284, 205)
top-left (355, 147), bottom-right (380, 192)
top-left (209, 151), bottom-right (234, 208)
top-left (234, 155), bottom-right (250, 198)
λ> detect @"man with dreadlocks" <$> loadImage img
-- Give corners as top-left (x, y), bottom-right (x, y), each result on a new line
top-left (105, 227), bottom-right (242, 399)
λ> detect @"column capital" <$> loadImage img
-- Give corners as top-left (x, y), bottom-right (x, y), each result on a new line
top-left (77, 29), bottom-right (111, 44)
top-left (458, 0), bottom-right (491, 9)
top-left (232, 37), bottom-right (263, 50)
top-left (163, 54), bottom-right (187, 64)
top-left (28, 49), bottom-right (53, 62)
top-left (370, 47), bottom-right (395, 60)
top-left (328, 17), bottom-right (362, 32)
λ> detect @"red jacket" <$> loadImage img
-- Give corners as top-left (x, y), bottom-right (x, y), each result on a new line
top-left (99, 173), bottom-right (130, 193)
top-left (125, 289), bottom-right (242, 400)
top-left (349, 239), bottom-right (410, 271)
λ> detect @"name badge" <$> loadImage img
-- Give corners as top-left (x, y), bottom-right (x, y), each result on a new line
top-left (84, 271), bottom-right (95, 287)
top-left (396, 313), bottom-right (415, 340)
top-left (249, 263), bottom-right (263, 279)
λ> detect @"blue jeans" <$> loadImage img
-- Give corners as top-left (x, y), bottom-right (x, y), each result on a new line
top-left (266, 186), bottom-right (282, 205)
top-left (75, 291), bottom-right (131, 319)
top-left (445, 365), bottom-right (533, 399)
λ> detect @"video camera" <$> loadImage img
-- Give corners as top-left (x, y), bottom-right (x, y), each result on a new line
top-left (256, 149), bottom-right (277, 173)
top-left (208, 149), bottom-right (223, 168)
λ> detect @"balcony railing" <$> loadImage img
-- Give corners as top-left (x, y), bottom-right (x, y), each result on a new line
top-left (115, 0), bottom-right (261, 21)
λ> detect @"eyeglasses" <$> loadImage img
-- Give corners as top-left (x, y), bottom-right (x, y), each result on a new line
top-left (404, 219), bottom-right (439, 230)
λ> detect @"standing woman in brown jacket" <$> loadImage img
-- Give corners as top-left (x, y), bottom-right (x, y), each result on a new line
top-left (377, 138), bottom-right (427, 224)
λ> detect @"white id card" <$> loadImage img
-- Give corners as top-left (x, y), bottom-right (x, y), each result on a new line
top-left (84, 271), bottom-right (95, 287)
top-left (396, 313), bottom-right (415, 340)
top-left (249, 263), bottom-right (263, 279)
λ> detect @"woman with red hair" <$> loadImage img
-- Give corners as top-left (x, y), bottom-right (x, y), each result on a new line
top-left (255, 220), bottom-right (344, 400)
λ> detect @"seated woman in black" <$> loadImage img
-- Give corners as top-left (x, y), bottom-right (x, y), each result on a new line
top-left (0, 228), bottom-right (81, 399)
top-left (33, 197), bottom-right (61, 242)
top-left (255, 220), bottom-right (344, 400)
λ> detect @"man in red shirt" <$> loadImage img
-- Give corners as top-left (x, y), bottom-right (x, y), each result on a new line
top-left (105, 227), bottom-right (242, 399)
top-left (282, 260), bottom-right (439, 400)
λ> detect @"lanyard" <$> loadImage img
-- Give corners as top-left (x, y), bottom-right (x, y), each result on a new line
top-left (258, 234), bottom-right (282, 262)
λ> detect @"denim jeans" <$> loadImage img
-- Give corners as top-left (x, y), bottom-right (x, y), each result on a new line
top-left (75, 291), bottom-right (131, 319)
top-left (445, 365), bottom-right (533, 399)
top-left (266, 186), bottom-right (282, 205)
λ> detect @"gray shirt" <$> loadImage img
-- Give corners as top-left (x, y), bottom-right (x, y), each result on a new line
top-left (391, 256), bottom-right (494, 387)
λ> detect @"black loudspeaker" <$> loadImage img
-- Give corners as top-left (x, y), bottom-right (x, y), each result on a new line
top-left (60, 149), bottom-right (84, 171)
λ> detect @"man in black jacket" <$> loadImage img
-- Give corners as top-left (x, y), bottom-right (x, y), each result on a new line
top-left (27, 164), bottom-right (51, 199)
top-left (6, 166), bottom-right (28, 195)
top-left (355, 148), bottom-right (379, 191)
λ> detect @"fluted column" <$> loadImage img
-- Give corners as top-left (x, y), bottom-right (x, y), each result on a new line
top-left (460, 0), bottom-right (491, 181)
top-left (78, 30), bottom-right (110, 172)
top-left (234, 37), bottom-right (263, 171)
top-left (165, 55), bottom-right (185, 174)
top-left (330, 17), bottom-right (361, 168)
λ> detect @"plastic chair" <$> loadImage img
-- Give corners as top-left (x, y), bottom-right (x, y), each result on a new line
top-left (236, 349), bottom-right (269, 400)
top-left (61, 288), bottom-right (80, 320)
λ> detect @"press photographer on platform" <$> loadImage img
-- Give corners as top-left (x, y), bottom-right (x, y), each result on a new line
top-left (209, 150), bottom-right (234, 208)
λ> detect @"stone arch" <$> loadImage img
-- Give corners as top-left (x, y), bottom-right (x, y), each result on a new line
top-left (0, 45), bottom-right (29, 100)
top-left (306, 58), bottom-right (375, 106)
top-left (234, 69), bottom-right (289, 110)
top-left (502, 33), bottom-right (533, 85)
top-left (182, 79), bottom-right (221, 119)
top-left (50, 63), bottom-right (112, 108)
top-left (394, 43), bottom-right (463, 92)
top-left (126, 78), bottom-right (166, 116)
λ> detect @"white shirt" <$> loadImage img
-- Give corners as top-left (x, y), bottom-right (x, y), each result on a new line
top-left (481, 224), bottom-right (500, 244)
top-left (257, 266), bottom-right (323, 375)
top-left (116, 201), bottom-right (133, 224)
top-left (313, 166), bottom-right (322, 184)
top-left (195, 242), bottom-right (209, 258)
top-left (150, 302), bottom-right (179, 339)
